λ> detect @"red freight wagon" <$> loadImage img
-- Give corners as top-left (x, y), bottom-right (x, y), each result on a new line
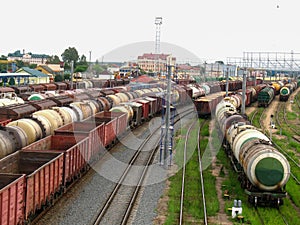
top-left (143, 92), bottom-right (164, 113)
top-left (53, 82), bottom-right (68, 90)
top-left (121, 102), bottom-right (143, 127)
top-left (54, 122), bottom-right (105, 162)
top-left (0, 151), bottom-right (64, 221)
top-left (83, 115), bottom-right (117, 147)
top-left (95, 111), bottom-right (127, 137)
top-left (237, 89), bottom-right (253, 106)
top-left (41, 83), bottom-right (57, 91)
top-left (0, 174), bottom-right (26, 225)
top-left (135, 99), bottom-right (150, 121)
top-left (29, 84), bottom-right (45, 92)
top-left (143, 97), bottom-right (156, 117)
top-left (22, 135), bottom-right (89, 185)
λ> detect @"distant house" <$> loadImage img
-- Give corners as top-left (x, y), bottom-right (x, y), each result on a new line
top-left (8, 50), bottom-right (50, 65)
top-left (137, 53), bottom-right (176, 73)
top-left (16, 67), bottom-right (49, 84)
top-left (36, 64), bottom-right (64, 81)
top-left (96, 70), bottom-right (113, 80)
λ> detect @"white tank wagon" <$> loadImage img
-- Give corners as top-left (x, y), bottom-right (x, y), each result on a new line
top-left (215, 97), bottom-right (290, 207)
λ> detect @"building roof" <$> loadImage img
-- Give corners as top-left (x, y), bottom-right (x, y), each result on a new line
top-left (131, 75), bottom-right (156, 83)
top-left (138, 53), bottom-right (175, 61)
top-left (46, 64), bottom-right (64, 72)
top-left (8, 50), bottom-right (50, 59)
top-left (17, 67), bottom-right (49, 77)
top-left (38, 65), bottom-right (54, 74)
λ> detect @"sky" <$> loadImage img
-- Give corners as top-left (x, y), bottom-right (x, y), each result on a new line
top-left (1, 0), bottom-right (299, 63)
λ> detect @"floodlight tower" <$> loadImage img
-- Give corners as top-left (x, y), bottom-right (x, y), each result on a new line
top-left (154, 17), bottom-right (162, 74)
top-left (155, 17), bottom-right (162, 54)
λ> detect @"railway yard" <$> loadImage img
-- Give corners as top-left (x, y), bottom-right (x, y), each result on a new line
top-left (0, 77), bottom-right (300, 225)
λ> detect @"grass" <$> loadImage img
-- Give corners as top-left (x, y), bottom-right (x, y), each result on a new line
top-left (164, 119), bottom-right (219, 224)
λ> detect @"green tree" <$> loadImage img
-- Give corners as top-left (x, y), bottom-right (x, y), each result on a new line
top-left (92, 64), bottom-right (104, 75)
top-left (54, 74), bottom-right (63, 82)
top-left (8, 77), bottom-right (15, 86)
top-left (0, 55), bottom-right (7, 60)
top-left (47, 55), bottom-right (61, 64)
top-left (64, 74), bottom-right (71, 80)
top-left (61, 47), bottom-right (79, 68)
top-left (74, 65), bottom-right (88, 72)
top-left (29, 64), bottom-right (37, 69)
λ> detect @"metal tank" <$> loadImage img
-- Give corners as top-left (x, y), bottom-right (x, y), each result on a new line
top-left (52, 107), bottom-right (73, 125)
top-left (240, 139), bottom-right (290, 191)
top-left (106, 95), bottom-right (121, 107)
top-left (7, 118), bottom-right (43, 144)
top-left (110, 105), bottom-right (134, 122)
top-left (61, 106), bottom-right (79, 122)
top-left (33, 110), bottom-right (64, 134)
top-left (32, 114), bottom-right (52, 136)
top-left (0, 126), bottom-right (28, 158)
top-left (70, 102), bottom-right (93, 120)
top-left (115, 93), bottom-right (129, 103)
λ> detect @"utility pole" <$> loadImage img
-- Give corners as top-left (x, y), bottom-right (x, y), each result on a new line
top-left (70, 60), bottom-right (74, 90)
top-left (225, 67), bottom-right (229, 97)
top-left (154, 17), bottom-right (162, 76)
top-left (241, 68), bottom-right (247, 114)
top-left (160, 62), bottom-right (173, 168)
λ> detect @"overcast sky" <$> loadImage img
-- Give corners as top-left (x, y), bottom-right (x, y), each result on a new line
top-left (1, 0), bottom-right (298, 63)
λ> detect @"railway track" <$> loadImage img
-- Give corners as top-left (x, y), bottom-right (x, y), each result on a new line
top-left (91, 107), bottom-right (196, 225)
top-left (276, 101), bottom-right (300, 138)
top-left (179, 119), bottom-right (207, 225)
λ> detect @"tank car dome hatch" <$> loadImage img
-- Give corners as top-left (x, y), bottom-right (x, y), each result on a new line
top-left (28, 94), bottom-right (45, 101)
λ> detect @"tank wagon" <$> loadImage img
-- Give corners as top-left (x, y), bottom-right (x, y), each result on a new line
top-left (215, 99), bottom-right (290, 206)
top-left (279, 81), bottom-right (298, 101)
top-left (257, 86), bottom-right (275, 107)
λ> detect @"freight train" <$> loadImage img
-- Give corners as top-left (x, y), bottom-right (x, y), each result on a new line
top-left (257, 86), bottom-right (275, 107)
top-left (0, 82), bottom-right (193, 225)
top-left (215, 99), bottom-right (290, 207)
top-left (194, 81), bottom-right (267, 117)
top-left (279, 81), bottom-right (298, 101)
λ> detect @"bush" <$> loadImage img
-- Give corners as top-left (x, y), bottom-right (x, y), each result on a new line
top-left (8, 77), bottom-right (15, 86)
top-left (54, 74), bottom-right (63, 82)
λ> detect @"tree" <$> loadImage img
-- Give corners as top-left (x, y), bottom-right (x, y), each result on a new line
top-left (61, 47), bottom-right (79, 66)
top-left (0, 55), bottom-right (7, 60)
top-left (92, 64), bottom-right (104, 75)
top-left (8, 77), bottom-right (15, 86)
top-left (47, 55), bottom-right (61, 64)
top-left (54, 74), bottom-right (63, 82)
top-left (29, 64), bottom-right (37, 69)
top-left (64, 74), bottom-right (71, 80)
top-left (74, 65), bottom-right (88, 72)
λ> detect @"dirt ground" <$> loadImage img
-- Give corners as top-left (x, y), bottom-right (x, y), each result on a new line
top-left (208, 120), bottom-right (232, 225)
